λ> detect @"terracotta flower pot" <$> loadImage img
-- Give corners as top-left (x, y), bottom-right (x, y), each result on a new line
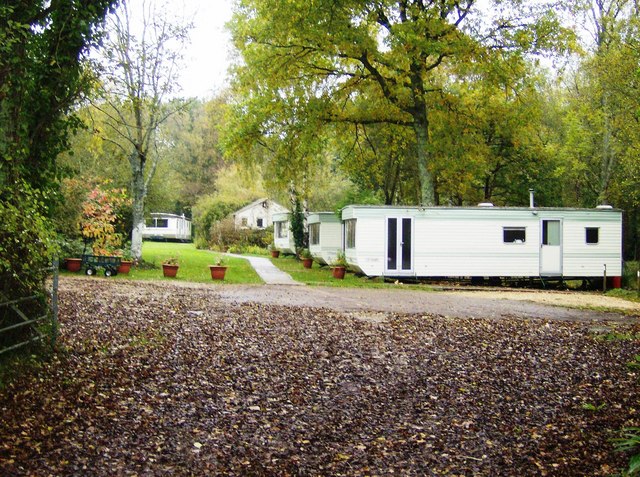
top-left (209, 265), bottom-right (227, 280)
top-left (117, 260), bottom-right (133, 274)
top-left (270, 250), bottom-right (280, 258)
top-left (65, 258), bottom-right (82, 272)
top-left (301, 257), bottom-right (313, 269)
top-left (332, 266), bottom-right (346, 279)
top-left (162, 264), bottom-right (179, 278)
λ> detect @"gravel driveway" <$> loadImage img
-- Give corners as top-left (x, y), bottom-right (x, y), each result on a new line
top-left (214, 283), bottom-right (639, 323)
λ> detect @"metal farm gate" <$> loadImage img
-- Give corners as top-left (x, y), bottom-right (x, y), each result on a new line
top-left (0, 259), bottom-right (59, 356)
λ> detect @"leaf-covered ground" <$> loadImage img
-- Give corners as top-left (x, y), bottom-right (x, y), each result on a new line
top-left (1, 279), bottom-right (640, 476)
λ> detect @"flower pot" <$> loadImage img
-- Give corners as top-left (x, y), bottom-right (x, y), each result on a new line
top-left (332, 266), bottom-right (346, 279)
top-left (209, 265), bottom-right (227, 280)
top-left (117, 260), bottom-right (133, 274)
top-left (301, 257), bottom-right (313, 269)
top-left (162, 264), bottom-right (179, 278)
top-left (270, 250), bottom-right (280, 258)
top-left (65, 258), bottom-right (82, 272)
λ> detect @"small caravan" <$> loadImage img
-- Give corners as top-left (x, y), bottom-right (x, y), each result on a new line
top-left (308, 212), bottom-right (342, 265)
top-left (142, 213), bottom-right (192, 242)
top-left (341, 204), bottom-right (622, 282)
top-left (272, 212), bottom-right (296, 254)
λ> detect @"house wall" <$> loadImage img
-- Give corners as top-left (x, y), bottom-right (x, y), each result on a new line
top-left (342, 206), bottom-right (622, 278)
top-left (234, 200), bottom-right (289, 230)
top-left (308, 213), bottom-right (342, 264)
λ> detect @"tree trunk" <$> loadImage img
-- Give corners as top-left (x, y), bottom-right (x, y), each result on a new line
top-left (130, 154), bottom-right (146, 261)
top-left (409, 61), bottom-right (436, 206)
top-left (413, 122), bottom-right (436, 206)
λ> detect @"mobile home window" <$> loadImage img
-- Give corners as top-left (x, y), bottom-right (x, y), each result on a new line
top-left (257, 218), bottom-right (264, 228)
top-left (309, 223), bottom-right (320, 245)
top-left (151, 218), bottom-right (168, 228)
top-left (503, 227), bottom-right (526, 243)
top-left (275, 221), bottom-right (288, 239)
top-left (345, 219), bottom-right (356, 249)
top-left (586, 227), bottom-right (599, 244)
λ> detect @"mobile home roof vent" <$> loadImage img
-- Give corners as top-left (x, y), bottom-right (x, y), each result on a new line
top-left (596, 204), bottom-right (613, 209)
top-left (478, 202), bottom-right (494, 207)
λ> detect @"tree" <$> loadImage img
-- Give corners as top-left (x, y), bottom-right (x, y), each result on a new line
top-left (228, 0), bottom-right (574, 205)
top-left (0, 1), bottom-right (115, 297)
top-left (93, 0), bottom-right (192, 261)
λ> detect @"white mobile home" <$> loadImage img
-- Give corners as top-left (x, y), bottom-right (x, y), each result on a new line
top-left (272, 212), bottom-right (296, 254)
top-left (308, 212), bottom-right (342, 265)
top-left (142, 213), bottom-right (192, 242)
top-left (341, 204), bottom-right (622, 281)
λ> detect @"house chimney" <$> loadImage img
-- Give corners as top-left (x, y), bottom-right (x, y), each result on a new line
top-left (529, 189), bottom-right (535, 208)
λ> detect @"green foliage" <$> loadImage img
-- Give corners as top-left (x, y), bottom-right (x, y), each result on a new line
top-left (626, 355), bottom-right (640, 371)
top-left (290, 199), bottom-right (306, 250)
top-left (208, 217), bottom-right (272, 252)
top-left (228, 0), bottom-right (574, 205)
top-left (613, 427), bottom-right (640, 476)
top-left (192, 195), bottom-right (245, 248)
top-left (57, 236), bottom-right (88, 259)
top-left (0, 182), bottom-right (59, 296)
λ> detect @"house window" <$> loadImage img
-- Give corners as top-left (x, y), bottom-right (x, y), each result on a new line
top-left (586, 227), bottom-right (599, 244)
top-left (309, 223), bottom-right (320, 245)
top-left (345, 219), bottom-right (356, 249)
top-left (503, 227), bottom-right (526, 243)
top-left (257, 218), bottom-right (264, 228)
top-left (275, 221), bottom-right (288, 239)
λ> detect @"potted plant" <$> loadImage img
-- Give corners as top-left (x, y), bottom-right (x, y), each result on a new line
top-left (117, 248), bottom-right (134, 274)
top-left (331, 251), bottom-right (348, 279)
top-left (209, 258), bottom-right (227, 280)
top-left (299, 248), bottom-right (313, 269)
top-left (162, 257), bottom-right (179, 278)
top-left (269, 245), bottom-right (280, 258)
top-left (59, 237), bottom-right (86, 272)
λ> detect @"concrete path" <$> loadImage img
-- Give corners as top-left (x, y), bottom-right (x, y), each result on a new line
top-left (226, 254), bottom-right (303, 286)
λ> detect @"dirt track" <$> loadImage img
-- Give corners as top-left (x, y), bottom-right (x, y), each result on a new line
top-left (216, 284), bottom-right (640, 322)
top-left (3, 277), bottom-right (637, 476)
top-left (62, 276), bottom-right (640, 323)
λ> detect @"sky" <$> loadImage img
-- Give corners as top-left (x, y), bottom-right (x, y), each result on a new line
top-left (178, 1), bottom-right (235, 98)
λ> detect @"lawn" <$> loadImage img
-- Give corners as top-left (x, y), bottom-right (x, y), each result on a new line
top-left (269, 254), bottom-right (397, 288)
top-left (118, 242), bottom-right (262, 284)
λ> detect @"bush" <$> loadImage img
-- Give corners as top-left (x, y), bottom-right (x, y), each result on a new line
top-left (624, 261), bottom-right (639, 289)
top-left (208, 217), bottom-right (272, 252)
top-left (0, 182), bottom-right (59, 296)
top-left (57, 236), bottom-right (88, 258)
top-left (192, 195), bottom-right (245, 249)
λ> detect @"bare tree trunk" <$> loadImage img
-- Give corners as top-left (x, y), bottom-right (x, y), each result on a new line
top-left (130, 153), bottom-right (146, 261)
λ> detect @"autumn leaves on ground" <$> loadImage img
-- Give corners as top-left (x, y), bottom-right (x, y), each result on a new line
top-left (1, 280), bottom-right (640, 476)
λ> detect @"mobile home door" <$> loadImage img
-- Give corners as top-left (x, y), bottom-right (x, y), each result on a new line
top-left (386, 217), bottom-right (413, 275)
top-left (540, 219), bottom-right (562, 275)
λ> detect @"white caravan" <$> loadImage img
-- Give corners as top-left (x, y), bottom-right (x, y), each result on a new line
top-left (341, 204), bottom-right (622, 282)
top-left (142, 213), bottom-right (192, 242)
top-left (308, 212), bottom-right (342, 265)
top-left (272, 212), bottom-right (296, 254)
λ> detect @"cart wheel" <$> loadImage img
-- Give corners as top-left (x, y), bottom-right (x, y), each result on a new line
top-left (104, 268), bottom-right (117, 277)
top-left (86, 268), bottom-right (96, 276)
